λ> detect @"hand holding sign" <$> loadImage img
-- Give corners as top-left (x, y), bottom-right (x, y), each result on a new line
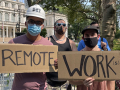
top-left (83, 77), bottom-right (95, 87)
top-left (54, 59), bottom-right (58, 69)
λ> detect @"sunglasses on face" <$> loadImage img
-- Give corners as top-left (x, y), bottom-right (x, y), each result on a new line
top-left (27, 19), bottom-right (42, 26)
top-left (56, 23), bottom-right (66, 27)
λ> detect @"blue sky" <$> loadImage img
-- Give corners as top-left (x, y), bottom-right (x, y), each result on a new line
top-left (84, 2), bottom-right (91, 5)
top-left (13, 0), bottom-right (24, 3)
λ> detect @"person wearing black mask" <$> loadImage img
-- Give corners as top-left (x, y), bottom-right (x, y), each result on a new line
top-left (69, 25), bottom-right (115, 90)
top-left (82, 25), bottom-right (100, 50)
top-left (46, 19), bottom-right (77, 90)
top-left (77, 22), bottom-right (111, 51)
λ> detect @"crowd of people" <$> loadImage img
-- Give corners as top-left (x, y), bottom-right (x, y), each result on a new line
top-left (8, 4), bottom-right (118, 90)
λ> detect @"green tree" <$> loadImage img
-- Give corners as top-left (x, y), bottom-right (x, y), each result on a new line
top-left (26, 0), bottom-right (118, 48)
top-left (21, 28), bottom-right (27, 33)
top-left (27, 0), bottom-right (41, 7)
top-left (68, 19), bottom-right (90, 41)
top-left (40, 28), bottom-right (47, 37)
top-left (101, 0), bottom-right (116, 49)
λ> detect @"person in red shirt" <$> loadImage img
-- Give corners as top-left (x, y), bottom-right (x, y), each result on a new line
top-left (9, 4), bottom-right (52, 90)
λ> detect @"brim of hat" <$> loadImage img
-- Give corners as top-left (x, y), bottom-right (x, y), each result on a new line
top-left (25, 14), bottom-right (46, 20)
top-left (82, 28), bottom-right (98, 34)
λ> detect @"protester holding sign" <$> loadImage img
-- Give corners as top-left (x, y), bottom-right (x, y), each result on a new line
top-left (69, 25), bottom-right (115, 90)
top-left (46, 19), bottom-right (77, 90)
top-left (77, 22), bottom-right (111, 51)
top-left (8, 4), bottom-right (53, 90)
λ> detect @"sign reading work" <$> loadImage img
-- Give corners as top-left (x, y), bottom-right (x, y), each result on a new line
top-left (58, 51), bottom-right (120, 80)
top-left (0, 44), bottom-right (58, 73)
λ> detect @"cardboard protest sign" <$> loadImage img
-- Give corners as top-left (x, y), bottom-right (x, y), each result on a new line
top-left (58, 51), bottom-right (120, 80)
top-left (0, 44), bottom-right (58, 73)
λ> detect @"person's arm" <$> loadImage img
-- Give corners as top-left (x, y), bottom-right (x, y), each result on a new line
top-left (69, 39), bottom-right (78, 51)
top-left (8, 39), bottom-right (14, 44)
top-left (103, 38), bottom-right (111, 51)
top-left (77, 40), bottom-right (85, 51)
top-left (101, 38), bottom-right (111, 51)
top-left (101, 41), bottom-right (108, 51)
top-left (107, 81), bottom-right (115, 90)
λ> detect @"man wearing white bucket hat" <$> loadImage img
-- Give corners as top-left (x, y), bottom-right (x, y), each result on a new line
top-left (9, 4), bottom-right (53, 90)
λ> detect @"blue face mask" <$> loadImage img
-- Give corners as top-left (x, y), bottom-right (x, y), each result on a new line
top-left (28, 24), bottom-right (41, 36)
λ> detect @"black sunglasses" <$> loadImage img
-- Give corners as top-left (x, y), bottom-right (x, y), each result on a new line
top-left (56, 23), bottom-right (66, 27)
top-left (28, 19), bottom-right (42, 26)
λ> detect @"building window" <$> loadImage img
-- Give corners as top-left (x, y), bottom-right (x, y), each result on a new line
top-left (5, 13), bottom-right (9, 22)
top-left (1, 29), bottom-right (3, 37)
top-left (0, 13), bottom-right (2, 21)
top-left (46, 20), bottom-right (47, 26)
top-left (18, 5), bottom-right (21, 9)
top-left (5, 2), bottom-right (8, 7)
top-left (12, 29), bottom-right (13, 37)
top-left (12, 4), bottom-right (15, 8)
top-left (44, 20), bottom-right (46, 26)
top-left (0, 2), bottom-right (1, 6)
top-left (49, 17), bottom-right (52, 25)
top-left (11, 13), bottom-right (15, 22)
top-left (5, 29), bottom-right (6, 37)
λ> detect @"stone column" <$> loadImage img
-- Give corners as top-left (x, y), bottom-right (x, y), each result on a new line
top-left (9, 29), bottom-right (11, 37)
top-left (20, 27), bottom-right (21, 32)
top-left (6, 26), bottom-right (8, 37)
top-left (13, 27), bottom-right (15, 38)
top-left (2, 12), bottom-right (5, 22)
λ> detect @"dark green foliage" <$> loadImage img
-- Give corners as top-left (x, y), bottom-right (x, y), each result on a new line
top-left (39, 0), bottom-right (99, 24)
top-left (40, 28), bottom-right (47, 37)
top-left (21, 28), bottom-right (27, 33)
top-left (113, 39), bottom-right (120, 50)
top-left (68, 20), bottom-right (91, 41)
top-left (115, 30), bottom-right (120, 39)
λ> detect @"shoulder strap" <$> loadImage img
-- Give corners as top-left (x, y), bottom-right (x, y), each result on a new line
top-left (67, 38), bottom-right (72, 51)
top-left (50, 36), bottom-right (54, 41)
top-left (101, 37), bottom-right (103, 41)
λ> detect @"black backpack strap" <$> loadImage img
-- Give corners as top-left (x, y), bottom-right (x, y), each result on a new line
top-left (101, 37), bottom-right (103, 41)
top-left (101, 37), bottom-right (104, 50)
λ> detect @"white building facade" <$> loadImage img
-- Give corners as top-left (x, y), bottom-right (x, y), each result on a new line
top-left (0, 0), bottom-right (26, 42)
top-left (0, 0), bottom-right (68, 43)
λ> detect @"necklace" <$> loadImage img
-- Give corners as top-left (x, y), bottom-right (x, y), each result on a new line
top-left (54, 35), bottom-right (66, 41)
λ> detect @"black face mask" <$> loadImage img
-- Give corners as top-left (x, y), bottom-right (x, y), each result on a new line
top-left (84, 37), bottom-right (98, 48)
top-left (55, 26), bottom-right (65, 35)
